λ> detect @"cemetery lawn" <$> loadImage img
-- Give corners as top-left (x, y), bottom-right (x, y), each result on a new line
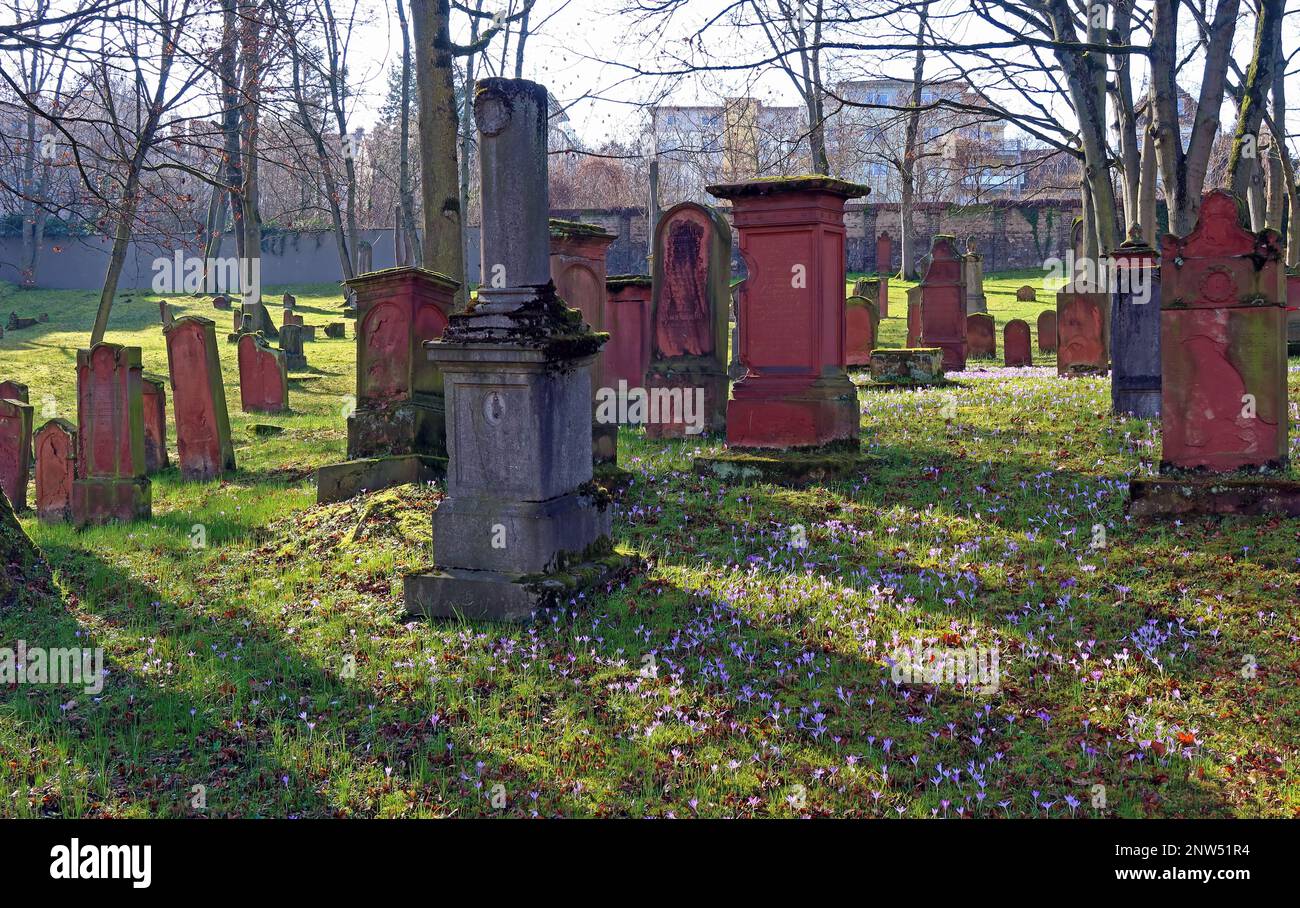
top-left (2, 277), bottom-right (1298, 819)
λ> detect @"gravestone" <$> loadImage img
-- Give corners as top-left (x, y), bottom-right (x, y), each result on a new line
top-left (845, 295), bottom-right (879, 366)
top-left (876, 231), bottom-right (893, 274)
top-left (1071, 217), bottom-right (1086, 262)
top-left (240, 300), bottom-right (278, 339)
top-left (1016, 285), bottom-right (1036, 301)
top-left (34, 419), bottom-right (76, 522)
top-left (212, 294), bottom-right (231, 311)
top-left (163, 316), bottom-right (235, 480)
top-left (1110, 235), bottom-right (1162, 417)
top-left (853, 276), bottom-right (889, 319)
top-left (1056, 283), bottom-right (1109, 375)
top-left (237, 333), bottom-right (289, 414)
top-left (404, 77), bottom-right (619, 622)
top-left (7, 312), bottom-right (37, 331)
top-left (966, 313), bottom-right (996, 358)
top-left (0, 380), bottom-right (33, 461)
top-left (140, 374), bottom-right (170, 473)
top-left (549, 219), bottom-right (618, 458)
top-left (906, 285), bottom-right (922, 347)
top-left (282, 311), bottom-right (304, 328)
top-left (647, 201), bottom-right (731, 438)
top-left (282, 292), bottom-right (296, 311)
top-left (72, 343), bottom-right (151, 525)
top-left (358, 241), bottom-right (373, 275)
top-left (1158, 189), bottom-right (1287, 473)
top-left (0, 397), bottom-right (33, 511)
top-left (962, 239), bottom-right (987, 314)
top-left (703, 175), bottom-right (866, 452)
top-left (1004, 319), bottom-right (1033, 367)
top-left (316, 267), bottom-right (458, 503)
top-left (1286, 270), bottom-right (1300, 355)
top-left (325, 322), bottom-right (346, 339)
top-left (280, 323), bottom-right (307, 371)
top-left (1037, 310), bottom-right (1058, 352)
top-left (869, 348), bottom-right (944, 384)
top-left (604, 275), bottom-right (653, 392)
top-left (919, 236), bottom-right (968, 371)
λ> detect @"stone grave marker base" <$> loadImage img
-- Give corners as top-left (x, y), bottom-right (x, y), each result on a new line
top-left (866, 348), bottom-right (945, 385)
top-left (725, 377), bottom-right (859, 450)
top-left (315, 453), bottom-right (446, 504)
top-left (642, 369), bottom-right (728, 439)
top-left (1129, 477), bottom-right (1300, 518)
top-left (347, 397), bottom-right (445, 461)
top-left (694, 446), bottom-right (877, 488)
top-left (72, 476), bottom-right (150, 526)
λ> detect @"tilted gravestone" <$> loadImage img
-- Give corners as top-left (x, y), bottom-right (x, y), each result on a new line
top-left (962, 239), bottom-right (987, 314)
top-left (549, 219), bottom-right (618, 459)
top-left (647, 201), bottom-right (731, 438)
top-left (0, 396), bottom-right (34, 511)
top-left (72, 343), bottom-right (151, 525)
top-left (163, 316), bottom-right (235, 480)
top-left (404, 77), bottom-right (620, 622)
top-left (1037, 310), bottom-right (1058, 352)
top-left (845, 295), bottom-right (879, 366)
top-left (919, 236), bottom-right (968, 371)
top-left (966, 313), bottom-right (996, 358)
top-left (237, 333), bottom-right (288, 414)
top-left (1004, 319), bottom-right (1033, 367)
top-left (140, 374), bottom-right (170, 473)
top-left (704, 176), bottom-right (865, 451)
top-left (1110, 236), bottom-right (1162, 418)
top-left (604, 275), bottom-right (653, 393)
top-left (1158, 190), bottom-right (1287, 473)
top-left (34, 418), bottom-right (76, 522)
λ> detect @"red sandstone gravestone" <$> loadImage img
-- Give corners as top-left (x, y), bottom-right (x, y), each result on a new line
top-left (1037, 310), bottom-right (1058, 352)
top-left (919, 236), bottom-right (968, 371)
top-left (845, 295), bottom-right (878, 366)
top-left (876, 231), bottom-right (893, 275)
top-left (1158, 189), bottom-right (1288, 473)
top-left (0, 380), bottom-right (33, 460)
top-left (1056, 284), bottom-right (1109, 375)
top-left (1287, 270), bottom-right (1300, 355)
top-left (237, 333), bottom-right (289, 414)
top-left (72, 343), bottom-right (151, 525)
top-left (966, 313), bottom-right (995, 358)
top-left (705, 176), bottom-right (865, 450)
top-left (550, 220), bottom-right (619, 458)
top-left (906, 285), bottom-right (922, 347)
top-left (647, 202), bottom-right (731, 438)
top-left (34, 418), bottom-right (76, 522)
top-left (604, 275), bottom-right (653, 391)
top-left (164, 316), bottom-right (236, 480)
top-left (0, 397), bottom-right (33, 511)
top-left (141, 374), bottom-right (169, 473)
top-left (1004, 319), bottom-right (1033, 367)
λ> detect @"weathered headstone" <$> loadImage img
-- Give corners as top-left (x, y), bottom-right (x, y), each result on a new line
top-left (0, 397), bottom-right (33, 511)
top-left (1110, 235), bottom-right (1162, 417)
top-left (140, 374), bottom-right (170, 473)
top-left (279, 323), bottom-right (307, 371)
top-left (1016, 285), bottom-right (1036, 301)
top-left (1037, 309), bottom-right (1058, 352)
top-left (358, 241), bottom-right (374, 275)
top-left (906, 285), bottom-right (922, 347)
top-left (212, 294), bottom-right (231, 311)
top-left (404, 77), bottom-right (619, 622)
top-left (853, 276), bottom-right (889, 319)
top-left (282, 311), bottom-right (304, 328)
top-left (646, 201), bottom-right (731, 438)
top-left (282, 292), bottom-right (296, 311)
top-left (72, 343), bottom-right (151, 525)
top-left (919, 236), bottom-right (968, 371)
top-left (0, 380), bottom-right (33, 462)
top-left (240, 300), bottom-right (278, 339)
top-left (325, 321), bottom-right (346, 339)
top-left (876, 231), bottom-right (893, 275)
top-left (550, 219), bottom-right (619, 458)
top-left (966, 312), bottom-right (995, 358)
top-left (702, 176), bottom-right (865, 452)
top-left (1071, 217), bottom-right (1086, 262)
top-left (237, 333), bottom-right (289, 414)
top-left (604, 275), bottom-right (653, 392)
top-left (163, 315), bottom-right (236, 480)
top-left (962, 239), bottom-right (987, 314)
top-left (845, 295), bottom-right (879, 366)
top-left (1056, 282), bottom-right (1109, 375)
top-left (869, 348), bottom-right (944, 384)
top-left (1004, 319), bottom-right (1033, 367)
top-left (34, 418), bottom-right (76, 522)
top-left (1158, 189), bottom-right (1287, 473)
top-left (7, 312), bottom-right (38, 331)
top-left (1286, 269), bottom-right (1300, 355)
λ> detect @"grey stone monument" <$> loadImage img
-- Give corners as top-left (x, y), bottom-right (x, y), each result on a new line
top-left (1110, 231), bottom-right (1161, 418)
top-left (962, 238), bottom-right (987, 314)
top-left (404, 78), bottom-right (622, 622)
top-left (279, 323), bottom-right (307, 371)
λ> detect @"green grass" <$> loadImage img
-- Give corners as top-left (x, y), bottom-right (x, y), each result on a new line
top-left (1, 276), bottom-right (1298, 818)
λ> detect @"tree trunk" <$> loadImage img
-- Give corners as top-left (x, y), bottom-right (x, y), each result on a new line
top-left (1227, 0), bottom-right (1282, 228)
top-left (412, 0), bottom-right (466, 304)
top-left (898, 6), bottom-right (927, 279)
top-left (396, 0), bottom-right (421, 265)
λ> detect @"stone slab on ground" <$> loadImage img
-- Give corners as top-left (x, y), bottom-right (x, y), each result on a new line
top-left (315, 453), bottom-right (447, 504)
top-left (1129, 477), bottom-right (1300, 518)
top-left (693, 449), bottom-right (877, 487)
top-left (868, 347), bottom-right (945, 384)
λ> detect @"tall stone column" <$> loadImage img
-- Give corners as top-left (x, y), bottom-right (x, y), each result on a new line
top-left (404, 78), bottom-right (622, 622)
